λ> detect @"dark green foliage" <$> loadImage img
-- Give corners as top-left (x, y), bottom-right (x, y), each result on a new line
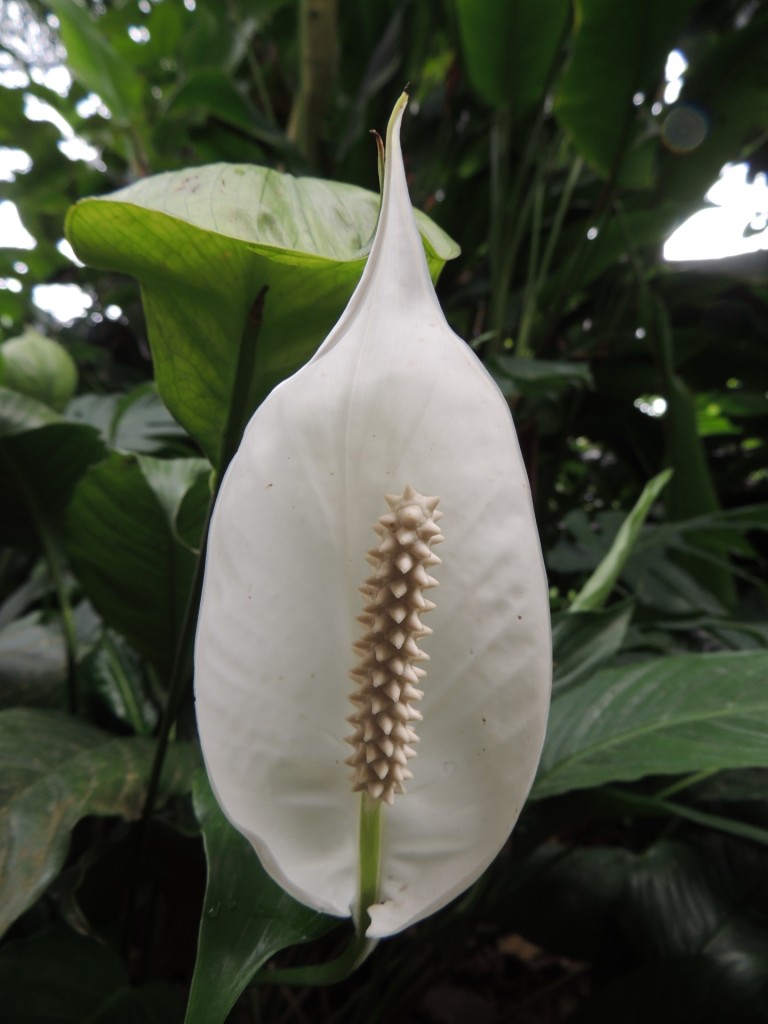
top-left (1, 1), bottom-right (767, 1021)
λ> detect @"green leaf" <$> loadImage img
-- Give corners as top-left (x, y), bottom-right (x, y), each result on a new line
top-left (534, 650), bottom-right (768, 799)
top-left (0, 614), bottom-right (66, 709)
top-left (0, 388), bottom-right (106, 547)
top-left (626, 840), bottom-right (768, 996)
top-left (66, 163), bottom-right (459, 466)
top-left (0, 927), bottom-right (184, 1023)
top-left (569, 469), bottom-right (672, 612)
top-left (80, 629), bottom-right (158, 735)
top-left (554, 0), bottom-right (699, 184)
top-left (64, 454), bottom-right (210, 679)
top-left (0, 708), bottom-right (197, 937)
top-left (164, 68), bottom-right (288, 152)
top-left (185, 771), bottom-right (337, 1024)
top-left (564, 839), bottom-right (768, 1024)
top-left (454, 0), bottom-right (569, 116)
top-left (44, 0), bottom-right (145, 127)
top-left (0, 386), bottom-right (60, 436)
top-left (66, 384), bottom-right (189, 454)
top-left (491, 354), bottom-right (593, 399)
top-left (552, 599), bottom-right (635, 694)
top-left (0, 329), bottom-right (77, 411)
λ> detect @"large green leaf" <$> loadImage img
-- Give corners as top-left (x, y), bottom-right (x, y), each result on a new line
top-left (534, 650), bottom-right (768, 799)
top-left (0, 708), bottom-right (197, 937)
top-left (454, 0), bottom-right (569, 116)
top-left (0, 927), bottom-right (184, 1023)
top-left (554, 0), bottom-right (699, 184)
top-left (64, 453), bottom-right (211, 679)
top-left (66, 163), bottom-right (459, 466)
top-left (185, 772), bottom-right (337, 1024)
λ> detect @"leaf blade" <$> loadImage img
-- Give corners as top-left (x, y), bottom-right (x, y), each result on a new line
top-left (0, 708), bottom-right (197, 936)
top-left (535, 650), bottom-right (768, 799)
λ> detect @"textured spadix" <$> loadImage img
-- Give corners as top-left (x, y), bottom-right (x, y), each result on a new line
top-left (194, 95), bottom-right (551, 938)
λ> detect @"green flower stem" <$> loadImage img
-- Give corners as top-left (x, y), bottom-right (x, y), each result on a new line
top-left (357, 791), bottom-right (383, 935)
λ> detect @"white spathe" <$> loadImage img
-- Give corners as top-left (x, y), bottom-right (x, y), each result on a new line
top-left (194, 95), bottom-right (551, 939)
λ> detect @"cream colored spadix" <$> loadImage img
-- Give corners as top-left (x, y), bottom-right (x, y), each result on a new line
top-left (194, 94), bottom-right (551, 939)
top-left (345, 485), bottom-right (442, 806)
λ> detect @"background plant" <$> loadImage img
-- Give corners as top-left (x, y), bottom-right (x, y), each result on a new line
top-left (1, 1), bottom-right (768, 1021)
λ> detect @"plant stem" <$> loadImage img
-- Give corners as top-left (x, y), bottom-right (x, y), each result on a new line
top-left (357, 791), bottom-right (382, 935)
top-left (287, 0), bottom-right (338, 165)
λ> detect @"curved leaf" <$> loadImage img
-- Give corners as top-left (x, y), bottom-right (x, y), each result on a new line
top-left (554, 0), bottom-right (699, 184)
top-left (0, 388), bottom-right (106, 547)
top-left (64, 454), bottom-right (211, 679)
top-left (185, 772), bottom-right (337, 1024)
top-left (454, 0), bottom-right (569, 116)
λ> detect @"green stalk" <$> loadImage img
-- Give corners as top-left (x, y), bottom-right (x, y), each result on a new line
top-left (535, 154), bottom-right (584, 297)
top-left (488, 104), bottom-right (546, 355)
top-left (488, 106), bottom-right (511, 354)
top-left (287, 0), bottom-right (338, 164)
top-left (357, 791), bottom-right (383, 934)
top-left (516, 175), bottom-right (545, 358)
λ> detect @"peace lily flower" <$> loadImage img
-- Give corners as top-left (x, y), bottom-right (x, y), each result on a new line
top-left (194, 94), bottom-right (551, 940)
